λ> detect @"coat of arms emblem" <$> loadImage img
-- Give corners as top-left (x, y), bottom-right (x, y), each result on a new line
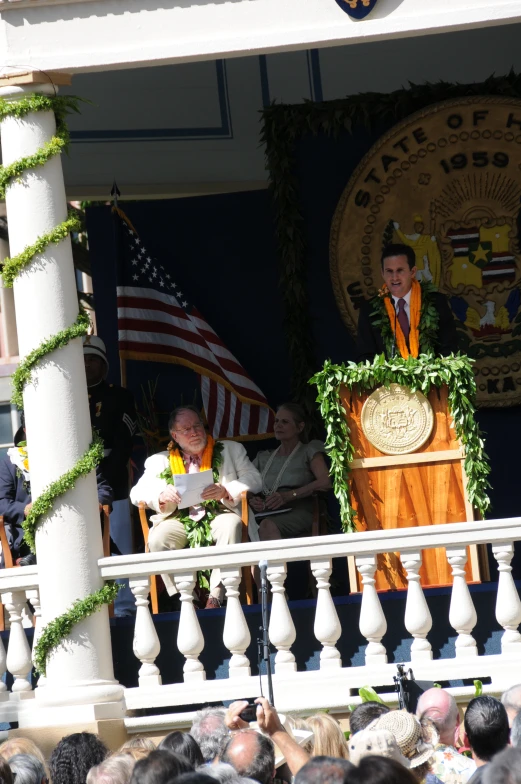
top-left (336, 0), bottom-right (379, 19)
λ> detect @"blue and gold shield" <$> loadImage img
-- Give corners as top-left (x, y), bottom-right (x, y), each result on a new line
top-left (335, 0), bottom-right (379, 19)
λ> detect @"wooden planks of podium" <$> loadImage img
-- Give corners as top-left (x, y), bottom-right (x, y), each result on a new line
top-left (341, 383), bottom-right (485, 591)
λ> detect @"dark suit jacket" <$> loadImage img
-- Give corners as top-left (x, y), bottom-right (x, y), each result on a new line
top-left (356, 291), bottom-right (459, 362)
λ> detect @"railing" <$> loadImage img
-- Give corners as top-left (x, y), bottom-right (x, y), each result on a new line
top-left (0, 519), bottom-right (520, 726)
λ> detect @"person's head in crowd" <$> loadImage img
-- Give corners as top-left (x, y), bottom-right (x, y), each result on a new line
top-left (511, 709), bottom-right (521, 748)
top-left (221, 730), bottom-right (274, 784)
top-left (348, 730), bottom-right (409, 768)
top-left (284, 716), bottom-right (314, 754)
top-left (174, 775), bottom-right (217, 784)
top-left (464, 696), bottom-right (510, 766)
top-left (158, 732), bottom-right (203, 768)
top-left (371, 711), bottom-right (435, 779)
top-left (199, 763), bottom-right (242, 784)
top-left (8, 755), bottom-right (47, 784)
top-left (501, 684), bottom-right (521, 727)
top-left (349, 702), bottom-right (390, 736)
top-left (190, 707), bottom-right (228, 764)
top-left (86, 755), bottom-right (136, 784)
top-left (0, 757), bottom-right (13, 784)
top-left (49, 732), bottom-right (108, 784)
top-left (130, 750), bottom-right (193, 784)
top-left (416, 688), bottom-right (460, 747)
top-left (273, 404), bottom-right (308, 445)
top-left (482, 747), bottom-right (521, 784)
top-left (119, 740), bottom-right (156, 753)
top-left (294, 756), bottom-right (353, 784)
top-left (304, 713), bottom-right (349, 760)
top-left (0, 739), bottom-right (47, 773)
top-left (83, 336), bottom-right (109, 388)
top-left (345, 756), bottom-right (418, 784)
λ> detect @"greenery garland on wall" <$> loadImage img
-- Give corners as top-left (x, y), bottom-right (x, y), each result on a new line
top-left (261, 70), bottom-right (521, 408)
top-left (311, 354), bottom-right (491, 533)
top-left (0, 91), bottom-right (119, 676)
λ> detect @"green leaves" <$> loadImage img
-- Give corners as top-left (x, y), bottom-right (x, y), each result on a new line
top-left (311, 353), bottom-right (491, 532)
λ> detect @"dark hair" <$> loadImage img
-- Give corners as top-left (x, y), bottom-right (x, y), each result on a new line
top-left (221, 730), bottom-right (274, 784)
top-left (464, 696), bottom-right (510, 762)
top-left (168, 405), bottom-right (204, 434)
top-left (276, 403), bottom-right (309, 443)
top-left (344, 756), bottom-right (417, 784)
top-left (49, 732), bottom-right (108, 784)
top-left (381, 243), bottom-right (416, 271)
top-left (0, 757), bottom-right (13, 784)
top-left (158, 733), bottom-right (203, 768)
top-left (295, 756), bottom-right (354, 784)
top-left (349, 702), bottom-right (390, 735)
top-left (171, 775), bottom-right (216, 784)
top-left (130, 751), bottom-right (193, 784)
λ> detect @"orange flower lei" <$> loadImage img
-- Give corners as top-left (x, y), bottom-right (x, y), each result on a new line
top-left (382, 279), bottom-right (421, 359)
top-left (169, 435), bottom-right (215, 475)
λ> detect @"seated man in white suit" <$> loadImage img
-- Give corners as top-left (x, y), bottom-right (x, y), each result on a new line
top-left (130, 404), bottom-right (262, 609)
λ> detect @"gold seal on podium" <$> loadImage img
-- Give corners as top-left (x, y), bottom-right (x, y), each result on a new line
top-left (361, 383), bottom-right (434, 455)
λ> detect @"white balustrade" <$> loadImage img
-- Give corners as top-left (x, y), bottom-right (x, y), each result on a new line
top-left (176, 572), bottom-right (205, 682)
top-left (492, 542), bottom-right (521, 654)
top-left (130, 578), bottom-right (162, 687)
top-left (311, 559), bottom-right (341, 669)
top-left (356, 554), bottom-right (388, 665)
top-left (403, 551), bottom-right (433, 661)
top-left (0, 632), bottom-right (8, 701)
top-left (2, 591), bottom-right (33, 693)
top-left (26, 588), bottom-right (45, 687)
top-left (222, 568), bottom-right (251, 677)
top-left (267, 562), bottom-right (296, 673)
top-left (447, 547), bottom-right (478, 657)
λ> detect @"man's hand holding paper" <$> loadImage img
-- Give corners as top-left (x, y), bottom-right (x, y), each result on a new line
top-left (172, 468), bottom-right (214, 508)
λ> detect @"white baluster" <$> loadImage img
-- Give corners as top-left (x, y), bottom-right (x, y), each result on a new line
top-left (356, 555), bottom-right (388, 664)
top-left (446, 547), bottom-right (477, 657)
top-left (3, 592), bottom-right (33, 693)
top-left (403, 551), bottom-right (433, 661)
top-left (0, 629), bottom-right (7, 700)
top-left (130, 578), bottom-right (162, 687)
top-left (267, 562), bottom-right (296, 673)
top-left (222, 568), bottom-right (251, 677)
top-left (492, 542), bottom-right (521, 654)
top-left (26, 588), bottom-right (46, 686)
top-left (176, 572), bottom-right (205, 681)
top-left (311, 559), bottom-right (342, 669)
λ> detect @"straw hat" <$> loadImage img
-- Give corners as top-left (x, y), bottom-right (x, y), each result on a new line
top-left (372, 711), bottom-right (434, 768)
top-left (348, 728), bottom-right (410, 767)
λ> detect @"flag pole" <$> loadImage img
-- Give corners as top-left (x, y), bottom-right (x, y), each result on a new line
top-left (111, 180), bottom-right (127, 388)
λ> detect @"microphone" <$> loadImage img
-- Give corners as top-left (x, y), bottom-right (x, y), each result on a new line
top-left (258, 559), bottom-right (274, 705)
top-left (390, 296), bottom-right (398, 359)
top-left (259, 559), bottom-right (268, 593)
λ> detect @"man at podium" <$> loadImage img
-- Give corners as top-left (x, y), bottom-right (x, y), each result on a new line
top-left (356, 243), bottom-right (458, 362)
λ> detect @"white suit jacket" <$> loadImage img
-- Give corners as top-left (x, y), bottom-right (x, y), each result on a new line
top-left (130, 440), bottom-right (262, 540)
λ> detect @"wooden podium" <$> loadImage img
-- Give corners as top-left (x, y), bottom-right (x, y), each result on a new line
top-left (341, 383), bottom-right (483, 591)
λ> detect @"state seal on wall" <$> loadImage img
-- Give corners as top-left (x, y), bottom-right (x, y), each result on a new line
top-left (330, 97), bottom-right (521, 407)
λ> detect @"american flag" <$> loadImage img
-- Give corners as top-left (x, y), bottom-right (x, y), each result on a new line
top-left (114, 208), bottom-right (275, 440)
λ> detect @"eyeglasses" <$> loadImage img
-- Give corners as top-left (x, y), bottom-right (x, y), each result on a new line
top-left (174, 423), bottom-right (205, 436)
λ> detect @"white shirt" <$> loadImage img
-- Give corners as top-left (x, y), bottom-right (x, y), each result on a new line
top-left (392, 287), bottom-right (412, 323)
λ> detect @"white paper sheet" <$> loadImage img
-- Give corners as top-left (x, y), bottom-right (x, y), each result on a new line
top-left (173, 469), bottom-right (214, 508)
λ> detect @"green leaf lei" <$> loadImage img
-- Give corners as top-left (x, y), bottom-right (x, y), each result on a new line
top-left (369, 281), bottom-right (440, 358)
top-left (311, 355), bottom-right (491, 533)
top-left (0, 91), bottom-right (118, 675)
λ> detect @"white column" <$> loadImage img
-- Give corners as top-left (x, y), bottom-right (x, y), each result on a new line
top-left (446, 547), bottom-right (478, 657)
top-left (176, 571), bottom-right (206, 682)
top-left (0, 238), bottom-right (18, 359)
top-left (356, 555), bottom-right (388, 665)
top-left (311, 559), bottom-right (342, 669)
top-left (130, 578), bottom-right (162, 688)
top-left (3, 591), bottom-right (33, 695)
top-left (492, 542), bottom-right (521, 655)
top-left (222, 568), bottom-right (251, 677)
top-left (267, 562), bottom-right (296, 673)
top-left (403, 551), bottom-right (433, 661)
top-left (0, 80), bottom-right (123, 721)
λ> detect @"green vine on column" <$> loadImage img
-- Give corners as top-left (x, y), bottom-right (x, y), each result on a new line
top-left (0, 91), bottom-right (119, 676)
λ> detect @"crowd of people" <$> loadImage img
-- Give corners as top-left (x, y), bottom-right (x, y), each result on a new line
top-left (0, 685), bottom-right (521, 784)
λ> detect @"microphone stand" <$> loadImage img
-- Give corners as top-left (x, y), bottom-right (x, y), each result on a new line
top-left (259, 560), bottom-right (274, 706)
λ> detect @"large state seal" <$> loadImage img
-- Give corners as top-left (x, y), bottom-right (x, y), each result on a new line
top-left (361, 384), bottom-right (434, 455)
top-left (330, 97), bottom-right (521, 406)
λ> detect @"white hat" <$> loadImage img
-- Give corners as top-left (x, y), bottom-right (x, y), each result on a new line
top-left (83, 335), bottom-right (109, 368)
top-left (348, 728), bottom-right (411, 767)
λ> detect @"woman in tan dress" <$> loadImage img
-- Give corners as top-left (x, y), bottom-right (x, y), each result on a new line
top-left (249, 403), bottom-right (331, 540)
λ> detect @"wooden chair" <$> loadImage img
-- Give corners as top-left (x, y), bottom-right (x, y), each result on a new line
top-left (138, 490), bottom-right (254, 613)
